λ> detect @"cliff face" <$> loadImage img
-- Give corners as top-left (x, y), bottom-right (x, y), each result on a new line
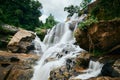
top-left (75, 19), bottom-right (120, 53)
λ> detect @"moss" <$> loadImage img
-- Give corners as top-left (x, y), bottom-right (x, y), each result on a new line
top-left (78, 16), bottom-right (98, 30)
top-left (91, 49), bottom-right (106, 57)
top-left (35, 28), bottom-right (46, 41)
top-left (91, 0), bottom-right (120, 20)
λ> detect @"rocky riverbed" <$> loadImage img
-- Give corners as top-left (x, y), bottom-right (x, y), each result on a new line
top-left (0, 50), bottom-right (39, 80)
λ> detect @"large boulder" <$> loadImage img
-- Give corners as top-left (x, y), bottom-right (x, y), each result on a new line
top-left (7, 29), bottom-right (35, 53)
top-left (0, 50), bottom-right (39, 80)
top-left (75, 19), bottom-right (120, 53)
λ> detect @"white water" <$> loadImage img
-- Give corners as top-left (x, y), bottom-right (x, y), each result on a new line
top-left (31, 14), bottom-right (103, 80)
top-left (32, 36), bottom-right (46, 55)
top-left (72, 60), bottom-right (103, 80)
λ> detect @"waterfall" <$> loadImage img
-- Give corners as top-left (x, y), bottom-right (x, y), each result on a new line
top-left (71, 60), bottom-right (103, 80)
top-left (32, 36), bottom-right (46, 55)
top-left (31, 14), bottom-right (103, 80)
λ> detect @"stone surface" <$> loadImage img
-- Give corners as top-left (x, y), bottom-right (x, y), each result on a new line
top-left (49, 52), bottom-right (92, 80)
top-left (101, 59), bottom-right (120, 77)
top-left (0, 24), bottom-right (20, 49)
top-left (75, 20), bottom-right (120, 53)
top-left (49, 51), bottom-right (120, 80)
top-left (0, 50), bottom-right (39, 80)
top-left (113, 59), bottom-right (120, 76)
top-left (0, 24), bottom-right (19, 35)
top-left (89, 76), bottom-right (120, 80)
top-left (7, 29), bottom-right (36, 53)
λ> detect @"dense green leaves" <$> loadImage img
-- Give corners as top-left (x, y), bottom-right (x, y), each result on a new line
top-left (78, 16), bottom-right (98, 30)
top-left (44, 14), bottom-right (57, 29)
top-left (80, 0), bottom-right (91, 9)
top-left (0, 0), bottom-right (42, 30)
top-left (64, 5), bottom-right (80, 17)
top-left (35, 14), bottom-right (57, 40)
top-left (64, 0), bottom-right (92, 17)
top-left (91, 0), bottom-right (120, 20)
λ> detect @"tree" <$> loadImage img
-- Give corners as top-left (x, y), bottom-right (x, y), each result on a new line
top-left (64, 0), bottom-right (92, 17)
top-left (0, 0), bottom-right (42, 30)
top-left (80, 0), bottom-right (91, 9)
top-left (64, 5), bottom-right (80, 17)
top-left (35, 14), bottom-right (57, 40)
top-left (44, 14), bottom-right (57, 29)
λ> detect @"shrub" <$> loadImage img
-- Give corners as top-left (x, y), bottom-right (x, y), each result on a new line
top-left (78, 16), bottom-right (98, 30)
top-left (35, 28), bottom-right (47, 40)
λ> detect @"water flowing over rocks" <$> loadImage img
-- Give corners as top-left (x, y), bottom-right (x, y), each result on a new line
top-left (7, 29), bottom-right (36, 53)
top-left (75, 19), bottom-right (120, 53)
top-left (30, 14), bottom-right (105, 80)
top-left (49, 51), bottom-right (92, 80)
top-left (0, 50), bottom-right (39, 80)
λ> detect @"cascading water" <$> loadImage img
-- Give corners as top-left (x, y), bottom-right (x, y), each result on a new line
top-left (31, 14), bottom-right (103, 80)
top-left (71, 60), bottom-right (103, 80)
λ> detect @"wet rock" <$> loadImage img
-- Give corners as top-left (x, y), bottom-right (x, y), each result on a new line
top-left (69, 23), bottom-right (75, 31)
top-left (75, 20), bottom-right (120, 53)
top-left (0, 51), bottom-right (39, 80)
top-left (113, 59), bottom-right (120, 76)
top-left (89, 76), bottom-right (120, 80)
top-left (49, 52), bottom-right (91, 80)
top-left (7, 29), bottom-right (36, 53)
top-left (101, 59), bottom-right (120, 77)
top-left (75, 51), bottom-right (91, 69)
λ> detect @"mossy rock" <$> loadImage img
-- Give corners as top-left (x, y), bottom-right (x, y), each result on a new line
top-left (90, 0), bottom-right (120, 20)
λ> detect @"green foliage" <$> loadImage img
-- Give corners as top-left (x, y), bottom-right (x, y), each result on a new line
top-left (78, 16), bottom-right (98, 30)
top-left (0, 0), bottom-right (42, 30)
top-left (64, 5), bottom-right (80, 17)
top-left (64, 0), bottom-right (92, 17)
top-left (80, 0), bottom-right (91, 9)
top-left (35, 28), bottom-right (46, 40)
top-left (91, 0), bottom-right (120, 20)
top-left (37, 14), bottom-right (57, 29)
top-left (43, 14), bottom-right (57, 29)
top-left (92, 49), bottom-right (105, 57)
top-left (35, 14), bottom-right (57, 40)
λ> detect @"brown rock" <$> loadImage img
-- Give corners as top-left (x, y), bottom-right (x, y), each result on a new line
top-left (113, 59), bottom-right (120, 77)
top-left (89, 76), bottom-right (120, 80)
top-left (49, 52), bottom-right (92, 80)
top-left (75, 51), bottom-right (91, 69)
top-left (0, 51), bottom-right (39, 80)
top-left (75, 20), bottom-right (120, 53)
top-left (7, 65), bottom-right (33, 80)
top-left (7, 29), bottom-right (35, 53)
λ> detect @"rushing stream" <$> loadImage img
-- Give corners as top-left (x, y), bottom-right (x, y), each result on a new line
top-left (31, 14), bottom-right (103, 80)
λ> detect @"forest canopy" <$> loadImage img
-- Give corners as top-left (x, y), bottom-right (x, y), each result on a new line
top-left (0, 0), bottom-right (42, 30)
